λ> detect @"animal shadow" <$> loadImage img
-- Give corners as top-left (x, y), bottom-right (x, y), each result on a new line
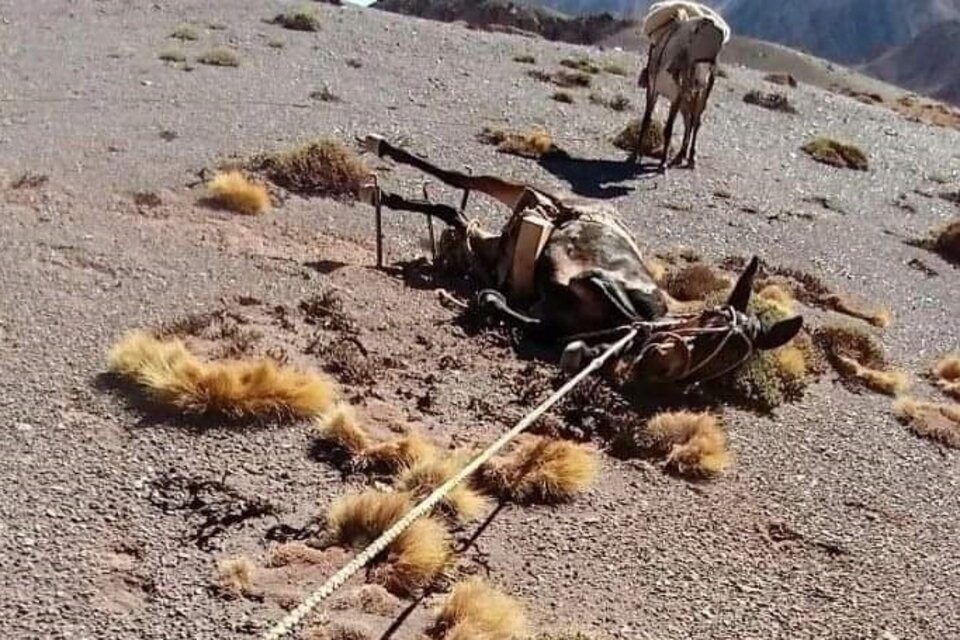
top-left (538, 150), bottom-right (659, 199)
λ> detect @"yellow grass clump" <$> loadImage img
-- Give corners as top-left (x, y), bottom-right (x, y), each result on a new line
top-left (326, 490), bottom-right (413, 547)
top-left (775, 345), bottom-right (808, 380)
top-left (893, 398), bottom-right (960, 449)
top-left (250, 138), bottom-right (370, 199)
top-left (836, 356), bottom-right (910, 396)
top-left (375, 515), bottom-right (453, 596)
top-left (480, 435), bottom-right (599, 504)
top-left (757, 283), bottom-right (795, 315)
top-left (206, 170), bottom-right (271, 215)
top-left (932, 354), bottom-right (960, 400)
top-left (327, 490), bottom-right (453, 595)
top-left (612, 118), bottom-right (666, 156)
top-left (801, 136), bottom-right (868, 171)
top-left (477, 127), bottom-right (561, 159)
top-left (813, 321), bottom-right (909, 396)
top-left (216, 556), bottom-right (256, 597)
top-left (314, 404), bottom-right (438, 472)
top-left (315, 402), bottom-right (373, 454)
top-left (396, 454), bottom-right (491, 523)
top-left (662, 264), bottom-right (730, 302)
top-left (820, 293), bottom-right (892, 328)
top-left (645, 411), bottom-right (730, 478)
top-left (107, 330), bottom-right (337, 420)
top-left (362, 433), bottom-right (437, 472)
top-left (428, 577), bottom-right (527, 640)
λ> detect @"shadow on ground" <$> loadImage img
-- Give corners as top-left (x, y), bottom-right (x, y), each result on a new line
top-left (538, 150), bottom-right (660, 199)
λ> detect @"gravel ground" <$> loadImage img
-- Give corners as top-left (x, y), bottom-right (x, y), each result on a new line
top-left (0, 2), bottom-right (958, 640)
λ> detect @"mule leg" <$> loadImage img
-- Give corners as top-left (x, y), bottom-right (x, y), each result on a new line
top-left (359, 134), bottom-right (528, 210)
top-left (633, 87), bottom-right (658, 164)
top-left (688, 72), bottom-right (716, 169)
top-left (658, 99), bottom-right (682, 172)
top-left (372, 190), bottom-right (468, 230)
top-left (476, 289), bottom-right (542, 329)
top-left (671, 107), bottom-right (692, 168)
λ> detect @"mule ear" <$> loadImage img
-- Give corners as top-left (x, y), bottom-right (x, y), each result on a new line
top-left (727, 255), bottom-right (760, 311)
top-left (755, 316), bottom-right (803, 351)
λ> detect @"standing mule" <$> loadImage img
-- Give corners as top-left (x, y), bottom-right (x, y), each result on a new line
top-left (633, 2), bottom-right (730, 171)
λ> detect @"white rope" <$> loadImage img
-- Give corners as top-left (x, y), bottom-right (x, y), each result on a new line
top-left (260, 327), bottom-right (639, 640)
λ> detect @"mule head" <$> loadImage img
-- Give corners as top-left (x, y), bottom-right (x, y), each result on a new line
top-left (618, 256), bottom-right (803, 386)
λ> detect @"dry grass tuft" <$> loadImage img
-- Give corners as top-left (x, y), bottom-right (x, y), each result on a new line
top-left (757, 283), bottom-right (795, 315)
top-left (836, 356), bottom-right (910, 396)
top-left (934, 219), bottom-right (960, 262)
top-left (315, 403), bottom-right (372, 455)
top-left (197, 47), bottom-right (240, 67)
top-left (814, 321), bottom-right (887, 370)
top-left (662, 264), bottom-right (729, 302)
top-left (801, 137), bottom-right (868, 171)
top-left (612, 118), bottom-right (666, 156)
top-left (362, 432), bottom-right (437, 472)
top-left (602, 61), bottom-right (630, 76)
top-left (250, 138), bottom-right (370, 199)
top-left (326, 489), bottom-right (452, 595)
top-left (217, 556), bottom-right (256, 597)
top-left (932, 354), bottom-right (960, 400)
top-left (480, 435), bottom-right (599, 504)
top-left (813, 320), bottom-right (908, 395)
top-left (272, 6), bottom-right (321, 31)
top-left (170, 24), bottom-right (199, 41)
top-left (396, 455), bottom-right (491, 523)
top-left (820, 293), bottom-right (892, 328)
top-left (893, 398), bottom-right (960, 448)
top-left (764, 72), bottom-right (798, 87)
top-left (326, 490), bottom-right (413, 547)
top-left (645, 411), bottom-right (730, 478)
top-left (743, 90), bottom-right (797, 114)
top-left (107, 330), bottom-right (337, 420)
top-left (375, 516), bottom-right (453, 596)
top-left (553, 69), bottom-right (593, 88)
top-left (205, 170), bottom-right (271, 215)
top-left (589, 92), bottom-right (630, 112)
top-left (428, 578), bottom-right (527, 640)
top-left (559, 57), bottom-right (599, 74)
top-left (477, 127), bottom-right (562, 159)
top-left (159, 48), bottom-right (187, 63)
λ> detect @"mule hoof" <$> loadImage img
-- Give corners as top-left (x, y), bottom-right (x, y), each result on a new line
top-left (477, 289), bottom-right (505, 309)
top-left (560, 341), bottom-right (588, 374)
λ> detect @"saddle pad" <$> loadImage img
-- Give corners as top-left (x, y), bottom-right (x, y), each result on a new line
top-left (642, 1), bottom-right (731, 44)
top-left (509, 214), bottom-right (554, 300)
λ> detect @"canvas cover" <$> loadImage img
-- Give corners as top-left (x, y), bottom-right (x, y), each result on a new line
top-left (642, 1), bottom-right (731, 45)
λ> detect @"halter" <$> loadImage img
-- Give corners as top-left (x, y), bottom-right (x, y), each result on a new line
top-left (566, 305), bottom-right (760, 385)
top-left (636, 305), bottom-right (759, 383)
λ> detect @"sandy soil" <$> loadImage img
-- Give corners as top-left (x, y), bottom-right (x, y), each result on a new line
top-left (0, 2), bottom-right (958, 640)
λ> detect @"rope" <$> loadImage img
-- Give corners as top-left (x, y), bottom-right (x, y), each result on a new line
top-left (260, 327), bottom-right (639, 640)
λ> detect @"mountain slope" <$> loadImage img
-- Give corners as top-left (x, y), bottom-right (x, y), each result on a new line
top-left (536, 0), bottom-right (960, 66)
top-left (864, 19), bottom-right (960, 105)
